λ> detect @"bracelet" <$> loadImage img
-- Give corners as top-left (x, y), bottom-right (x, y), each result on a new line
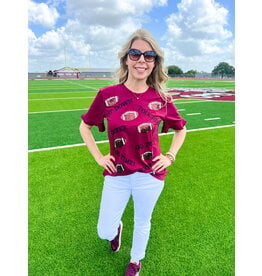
top-left (166, 151), bottom-right (176, 160)
top-left (165, 154), bottom-right (174, 163)
top-left (165, 151), bottom-right (176, 163)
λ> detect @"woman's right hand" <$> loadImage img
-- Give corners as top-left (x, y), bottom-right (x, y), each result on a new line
top-left (96, 154), bottom-right (117, 174)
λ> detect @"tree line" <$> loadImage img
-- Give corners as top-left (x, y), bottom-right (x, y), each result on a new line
top-left (167, 62), bottom-right (235, 78)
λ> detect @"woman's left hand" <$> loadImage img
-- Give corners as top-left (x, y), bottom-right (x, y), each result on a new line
top-left (152, 154), bottom-right (172, 173)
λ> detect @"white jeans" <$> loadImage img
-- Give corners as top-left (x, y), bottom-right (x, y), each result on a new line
top-left (97, 172), bottom-right (164, 261)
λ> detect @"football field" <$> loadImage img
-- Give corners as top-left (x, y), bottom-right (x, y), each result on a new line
top-left (28, 78), bottom-right (235, 275)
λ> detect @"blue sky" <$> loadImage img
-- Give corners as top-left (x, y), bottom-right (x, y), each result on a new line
top-left (28, 0), bottom-right (235, 72)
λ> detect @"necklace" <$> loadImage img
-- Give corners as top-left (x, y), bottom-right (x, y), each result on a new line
top-left (123, 83), bottom-right (149, 100)
top-left (132, 92), bottom-right (142, 100)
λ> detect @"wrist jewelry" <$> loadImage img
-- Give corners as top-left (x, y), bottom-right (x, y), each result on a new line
top-left (165, 151), bottom-right (176, 163)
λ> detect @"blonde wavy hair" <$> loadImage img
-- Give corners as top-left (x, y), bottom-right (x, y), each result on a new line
top-left (116, 29), bottom-right (171, 102)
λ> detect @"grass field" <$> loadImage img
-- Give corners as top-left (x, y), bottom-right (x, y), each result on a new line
top-left (28, 78), bottom-right (235, 275)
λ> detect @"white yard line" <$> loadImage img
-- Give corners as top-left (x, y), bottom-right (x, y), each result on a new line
top-left (63, 79), bottom-right (100, 90)
top-left (28, 124), bottom-right (235, 153)
top-left (29, 96), bottom-right (94, 101)
top-left (29, 91), bottom-right (95, 95)
top-left (28, 100), bottom-right (210, 114)
top-left (204, 117), bottom-right (221, 121)
top-left (29, 108), bottom-right (88, 114)
top-left (186, 113), bottom-right (201, 116)
top-left (159, 125), bottom-right (234, 136)
top-left (29, 98), bottom-right (208, 103)
top-left (174, 100), bottom-right (211, 104)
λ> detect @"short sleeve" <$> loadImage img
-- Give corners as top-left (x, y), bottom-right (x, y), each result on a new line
top-left (81, 90), bottom-right (106, 132)
top-left (161, 101), bottom-right (187, 133)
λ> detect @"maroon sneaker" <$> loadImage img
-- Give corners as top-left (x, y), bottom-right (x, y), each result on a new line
top-left (125, 262), bottom-right (141, 276)
top-left (110, 221), bottom-right (123, 252)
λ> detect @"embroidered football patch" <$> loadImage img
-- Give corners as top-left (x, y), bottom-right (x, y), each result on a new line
top-left (148, 101), bottom-right (162, 110)
top-left (116, 164), bottom-right (124, 173)
top-left (114, 138), bottom-right (126, 148)
top-left (105, 96), bottom-right (119, 107)
top-left (141, 151), bottom-right (153, 160)
top-left (137, 123), bottom-right (153, 133)
top-left (121, 111), bottom-right (138, 121)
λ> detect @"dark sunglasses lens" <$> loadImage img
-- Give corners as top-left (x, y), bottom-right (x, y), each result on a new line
top-left (128, 49), bottom-right (141, 61)
top-left (128, 49), bottom-right (157, 62)
top-left (144, 52), bottom-right (156, 62)
top-left (129, 53), bottom-right (141, 61)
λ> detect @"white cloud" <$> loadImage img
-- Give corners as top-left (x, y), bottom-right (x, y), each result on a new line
top-left (28, 28), bottom-right (37, 42)
top-left (163, 0), bottom-right (234, 71)
top-left (29, 0), bottom-right (167, 71)
top-left (37, 30), bottom-right (62, 49)
top-left (28, 0), bottom-right (234, 73)
top-left (66, 0), bottom-right (167, 27)
top-left (167, 0), bottom-right (231, 40)
top-left (28, 19), bottom-right (139, 71)
top-left (28, 0), bottom-right (59, 28)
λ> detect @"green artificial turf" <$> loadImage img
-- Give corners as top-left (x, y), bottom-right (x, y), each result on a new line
top-left (28, 97), bottom-right (94, 112)
top-left (28, 91), bottom-right (98, 100)
top-left (28, 79), bottom-right (116, 94)
top-left (29, 127), bottom-right (234, 275)
top-left (167, 78), bottom-right (235, 90)
top-left (28, 78), bottom-right (235, 150)
top-left (28, 78), bottom-right (235, 94)
top-left (180, 101), bottom-right (235, 129)
top-left (28, 101), bottom-right (234, 150)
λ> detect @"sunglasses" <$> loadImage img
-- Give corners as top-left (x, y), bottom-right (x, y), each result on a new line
top-left (127, 48), bottom-right (157, 62)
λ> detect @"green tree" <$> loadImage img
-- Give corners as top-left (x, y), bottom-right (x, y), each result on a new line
top-left (167, 65), bottom-right (183, 76)
top-left (184, 69), bottom-right (198, 78)
top-left (212, 62), bottom-right (235, 78)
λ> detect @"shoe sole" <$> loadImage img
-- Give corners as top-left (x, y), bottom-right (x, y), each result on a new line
top-left (114, 221), bottom-right (123, 252)
top-left (136, 262), bottom-right (141, 276)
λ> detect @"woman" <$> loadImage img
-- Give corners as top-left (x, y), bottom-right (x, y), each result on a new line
top-left (80, 29), bottom-right (187, 275)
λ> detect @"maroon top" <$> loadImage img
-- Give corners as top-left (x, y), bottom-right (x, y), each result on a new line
top-left (81, 84), bottom-right (186, 180)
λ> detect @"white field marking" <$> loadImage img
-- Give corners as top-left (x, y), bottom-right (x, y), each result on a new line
top-left (159, 124), bottom-right (234, 136)
top-left (174, 100), bottom-right (211, 104)
top-left (208, 100), bottom-right (235, 103)
top-left (186, 113), bottom-right (201, 116)
top-left (63, 79), bottom-right (100, 90)
top-left (62, 79), bottom-right (115, 91)
top-left (177, 109), bottom-right (185, 111)
top-left (29, 96), bottom-right (95, 101)
top-left (204, 117), bottom-right (221, 121)
top-left (28, 125), bottom-right (235, 153)
top-left (28, 140), bottom-right (108, 153)
top-left (29, 91), bottom-right (96, 95)
top-left (28, 100), bottom-right (209, 114)
top-left (27, 99), bottom-right (229, 115)
top-left (174, 99), bottom-right (235, 104)
top-left (29, 108), bottom-right (88, 114)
